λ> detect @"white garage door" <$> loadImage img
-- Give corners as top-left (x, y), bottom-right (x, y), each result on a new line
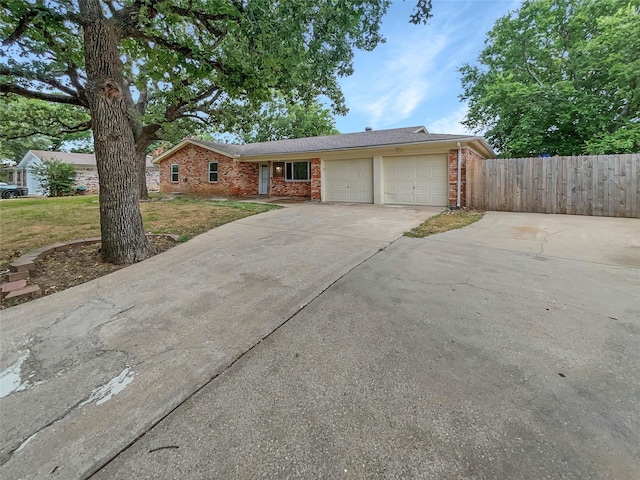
top-left (384, 154), bottom-right (449, 206)
top-left (324, 158), bottom-right (373, 203)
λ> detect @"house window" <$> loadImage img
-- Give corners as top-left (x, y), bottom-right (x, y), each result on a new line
top-left (285, 161), bottom-right (310, 181)
top-left (171, 164), bottom-right (179, 182)
top-left (209, 162), bottom-right (218, 182)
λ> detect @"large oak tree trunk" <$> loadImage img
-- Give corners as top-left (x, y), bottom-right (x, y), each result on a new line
top-left (80, 0), bottom-right (151, 264)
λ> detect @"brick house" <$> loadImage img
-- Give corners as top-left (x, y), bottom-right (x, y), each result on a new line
top-left (155, 126), bottom-right (494, 207)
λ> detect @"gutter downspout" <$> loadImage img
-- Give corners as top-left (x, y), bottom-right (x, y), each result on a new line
top-left (456, 142), bottom-right (462, 208)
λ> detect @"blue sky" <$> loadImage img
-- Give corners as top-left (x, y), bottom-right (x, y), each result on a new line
top-left (335, 0), bottom-right (523, 135)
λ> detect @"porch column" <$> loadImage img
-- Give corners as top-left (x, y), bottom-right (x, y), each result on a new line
top-left (310, 158), bottom-right (321, 200)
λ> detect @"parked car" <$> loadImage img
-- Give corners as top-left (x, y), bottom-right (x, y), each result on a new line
top-left (0, 182), bottom-right (28, 199)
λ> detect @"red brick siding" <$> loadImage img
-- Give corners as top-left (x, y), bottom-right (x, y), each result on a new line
top-left (310, 158), bottom-right (321, 200)
top-left (232, 161), bottom-right (260, 196)
top-left (448, 148), bottom-right (483, 207)
top-left (158, 145), bottom-right (258, 196)
top-left (271, 177), bottom-right (311, 197)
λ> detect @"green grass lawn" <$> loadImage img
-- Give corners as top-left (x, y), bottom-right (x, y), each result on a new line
top-left (0, 195), bottom-right (278, 269)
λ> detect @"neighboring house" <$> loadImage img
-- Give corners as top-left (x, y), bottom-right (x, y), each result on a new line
top-left (155, 126), bottom-right (495, 207)
top-left (7, 151), bottom-right (160, 195)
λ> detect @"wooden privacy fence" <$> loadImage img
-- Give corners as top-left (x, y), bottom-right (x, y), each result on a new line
top-left (466, 154), bottom-right (639, 218)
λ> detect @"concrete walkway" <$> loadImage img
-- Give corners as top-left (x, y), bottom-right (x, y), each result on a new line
top-left (0, 203), bottom-right (439, 479)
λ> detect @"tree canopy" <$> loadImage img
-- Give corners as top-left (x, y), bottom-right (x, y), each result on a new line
top-left (0, 0), bottom-right (432, 263)
top-left (460, 0), bottom-right (640, 157)
top-left (227, 96), bottom-right (339, 144)
top-left (1, 0), bottom-right (389, 144)
top-left (1, 1), bottom-right (432, 150)
top-left (0, 94), bottom-right (92, 161)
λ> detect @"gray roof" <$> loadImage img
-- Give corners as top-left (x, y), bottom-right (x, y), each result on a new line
top-left (30, 150), bottom-right (97, 166)
top-left (24, 150), bottom-right (155, 168)
top-left (190, 127), bottom-right (477, 158)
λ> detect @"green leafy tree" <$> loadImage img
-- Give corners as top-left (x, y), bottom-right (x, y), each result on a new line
top-left (30, 158), bottom-right (78, 197)
top-left (227, 96), bottom-right (339, 144)
top-left (460, 0), bottom-right (640, 157)
top-left (0, 94), bottom-right (92, 162)
top-left (151, 96), bottom-right (339, 148)
top-left (1, 0), bottom-right (432, 264)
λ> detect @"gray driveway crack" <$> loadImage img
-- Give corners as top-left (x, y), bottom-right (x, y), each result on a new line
top-left (537, 228), bottom-right (567, 256)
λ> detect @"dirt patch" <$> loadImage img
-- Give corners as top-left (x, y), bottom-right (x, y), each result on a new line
top-left (1, 236), bottom-right (176, 310)
top-left (267, 197), bottom-right (311, 204)
top-left (404, 208), bottom-right (485, 238)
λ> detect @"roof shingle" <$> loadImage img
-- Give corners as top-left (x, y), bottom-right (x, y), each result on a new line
top-left (190, 126), bottom-right (477, 157)
top-left (28, 151), bottom-right (155, 168)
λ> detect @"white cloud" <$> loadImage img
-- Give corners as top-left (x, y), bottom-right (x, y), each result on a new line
top-left (336, 0), bottom-right (524, 134)
top-left (427, 105), bottom-right (475, 135)
top-left (343, 32), bottom-right (449, 128)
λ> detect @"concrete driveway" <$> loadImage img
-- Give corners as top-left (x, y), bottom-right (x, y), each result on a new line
top-left (1, 207), bottom-right (639, 479)
top-left (0, 203), bottom-right (439, 479)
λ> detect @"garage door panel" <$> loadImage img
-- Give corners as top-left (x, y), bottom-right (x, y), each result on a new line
top-left (414, 193), bottom-right (431, 204)
top-left (384, 154), bottom-right (448, 206)
top-left (415, 166), bottom-right (431, 176)
top-left (324, 158), bottom-right (373, 203)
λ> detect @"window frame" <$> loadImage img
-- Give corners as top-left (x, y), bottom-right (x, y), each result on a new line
top-left (208, 161), bottom-right (218, 182)
top-left (285, 161), bottom-right (311, 182)
top-left (170, 163), bottom-right (179, 183)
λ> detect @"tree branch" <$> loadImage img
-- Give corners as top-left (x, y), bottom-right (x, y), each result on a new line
top-left (102, 0), bottom-right (118, 17)
top-left (164, 84), bottom-right (221, 122)
top-left (5, 120), bottom-right (92, 141)
top-left (0, 65), bottom-right (84, 102)
top-left (2, 10), bottom-right (38, 45)
top-left (136, 89), bottom-right (148, 116)
top-left (521, 43), bottom-right (544, 87)
top-left (66, 66), bottom-right (86, 96)
top-left (0, 84), bottom-right (85, 106)
top-left (409, 0), bottom-right (433, 25)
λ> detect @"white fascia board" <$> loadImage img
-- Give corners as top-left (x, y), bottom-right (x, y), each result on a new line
top-left (16, 151), bottom-right (42, 169)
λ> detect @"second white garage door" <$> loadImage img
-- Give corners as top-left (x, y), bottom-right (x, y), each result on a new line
top-left (384, 154), bottom-right (449, 206)
top-left (324, 158), bottom-right (373, 203)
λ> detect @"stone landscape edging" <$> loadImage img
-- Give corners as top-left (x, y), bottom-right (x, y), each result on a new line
top-left (2, 234), bottom-right (180, 298)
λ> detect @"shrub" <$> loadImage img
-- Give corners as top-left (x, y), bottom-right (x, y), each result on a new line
top-left (31, 158), bottom-right (77, 196)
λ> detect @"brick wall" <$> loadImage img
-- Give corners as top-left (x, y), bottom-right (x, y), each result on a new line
top-left (76, 168), bottom-right (100, 193)
top-left (448, 148), bottom-right (483, 207)
top-left (271, 177), bottom-right (311, 197)
top-left (158, 143), bottom-right (315, 198)
top-left (232, 161), bottom-right (260, 196)
top-left (158, 144), bottom-right (258, 196)
top-left (146, 169), bottom-right (160, 192)
top-left (310, 158), bottom-right (321, 200)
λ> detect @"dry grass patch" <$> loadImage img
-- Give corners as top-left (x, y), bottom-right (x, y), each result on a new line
top-left (141, 197), bottom-right (276, 241)
top-left (0, 195), bottom-right (278, 269)
top-left (404, 208), bottom-right (484, 238)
